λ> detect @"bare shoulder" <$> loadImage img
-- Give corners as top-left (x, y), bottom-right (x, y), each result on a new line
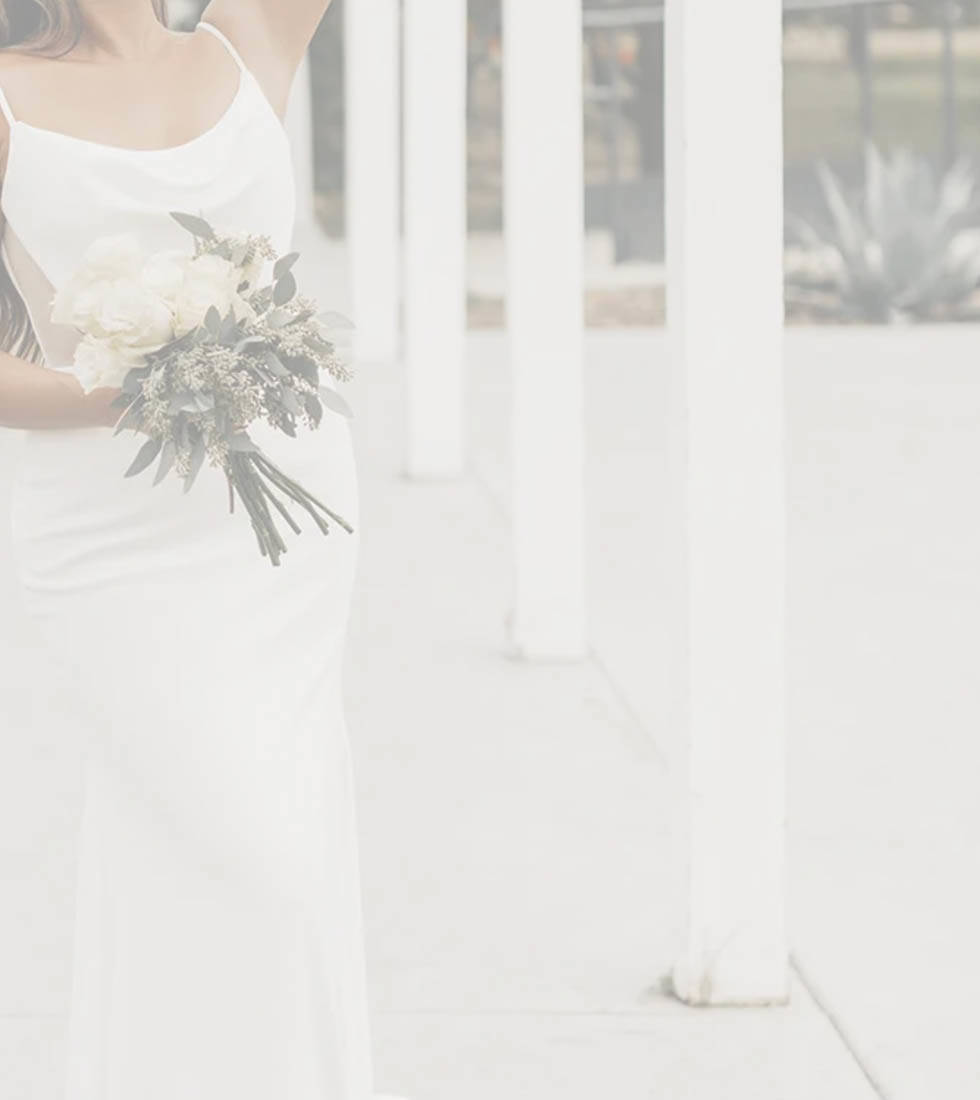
top-left (0, 47), bottom-right (58, 109)
top-left (200, 0), bottom-right (333, 117)
top-left (0, 47), bottom-right (51, 92)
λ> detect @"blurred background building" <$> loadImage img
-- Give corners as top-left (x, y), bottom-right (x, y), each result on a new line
top-left (174, 0), bottom-right (980, 326)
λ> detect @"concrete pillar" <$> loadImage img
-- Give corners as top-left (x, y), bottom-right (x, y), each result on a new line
top-left (664, 0), bottom-right (788, 1005)
top-left (502, 0), bottom-right (587, 659)
top-left (402, 0), bottom-right (467, 477)
top-left (345, 0), bottom-right (401, 362)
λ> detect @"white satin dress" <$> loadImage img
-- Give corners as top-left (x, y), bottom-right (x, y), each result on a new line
top-left (1, 23), bottom-right (376, 1100)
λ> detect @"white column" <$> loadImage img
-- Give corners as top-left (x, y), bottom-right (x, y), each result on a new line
top-left (403, 0), bottom-right (467, 478)
top-left (285, 53), bottom-right (316, 226)
top-left (665, 0), bottom-right (788, 1005)
top-left (345, 0), bottom-right (401, 363)
top-left (502, 0), bottom-right (587, 660)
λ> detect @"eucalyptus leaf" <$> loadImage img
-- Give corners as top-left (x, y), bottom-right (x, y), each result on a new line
top-left (280, 387), bottom-right (303, 416)
top-left (170, 211), bottom-right (216, 240)
top-left (265, 307), bottom-right (292, 329)
top-left (304, 394), bottom-right (323, 427)
top-left (317, 310), bottom-right (355, 330)
top-left (251, 286), bottom-right (274, 312)
top-left (184, 435), bottom-right (207, 494)
top-left (153, 439), bottom-right (176, 486)
top-left (261, 349), bottom-right (290, 377)
top-left (289, 355), bottom-right (319, 383)
top-left (168, 391), bottom-right (196, 414)
top-left (204, 306), bottom-right (222, 336)
top-left (318, 386), bottom-right (354, 420)
top-left (125, 437), bottom-right (162, 478)
top-left (306, 333), bottom-right (339, 359)
top-left (273, 252), bottom-right (300, 280)
top-left (219, 311), bottom-right (240, 344)
top-left (273, 271), bottom-right (297, 306)
top-left (113, 400), bottom-right (144, 436)
top-left (235, 335), bottom-right (268, 353)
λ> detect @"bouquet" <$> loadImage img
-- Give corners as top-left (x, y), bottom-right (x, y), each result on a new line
top-left (52, 212), bottom-right (355, 566)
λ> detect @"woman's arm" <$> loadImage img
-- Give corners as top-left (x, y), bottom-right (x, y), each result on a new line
top-left (0, 353), bottom-right (120, 430)
top-left (199, 0), bottom-right (335, 117)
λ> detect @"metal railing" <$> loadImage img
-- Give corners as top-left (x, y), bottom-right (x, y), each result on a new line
top-left (582, 0), bottom-right (896, 22)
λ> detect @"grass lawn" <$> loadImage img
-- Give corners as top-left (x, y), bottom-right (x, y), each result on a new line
top-left (784, 55), bottom-right (980, 172)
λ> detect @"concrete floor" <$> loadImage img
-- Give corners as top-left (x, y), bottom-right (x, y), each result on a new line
top-left (2, 231), bottom-right (976, 1097)
top-left (468, 324), bottom-right (980, 1099)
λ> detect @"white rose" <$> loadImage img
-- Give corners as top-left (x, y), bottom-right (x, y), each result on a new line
top-left (51, 233), bottom-right (160, 332)
top-left (52, 280), bottom-right (103, 329)
top-left (173, 253), bottom-right (240, 336)
top-left (140, 249), bottom-right (190, 301)
top-left (70, 335), bottom-right (146, 395)
top-left (52, 278), bottom-right (174, 354)
top-left (80, 233), bottom-right (145, 279)
top-left (52, 274), bottom-right (105, 329)
top-left (89, 280), bottom-right (174, 348)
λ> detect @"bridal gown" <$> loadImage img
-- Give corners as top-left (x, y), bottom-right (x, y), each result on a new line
top-left (1, 23), bottom-right (377, 1099)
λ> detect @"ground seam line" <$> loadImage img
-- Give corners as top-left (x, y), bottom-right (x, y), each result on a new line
top-left (468, 451), bottom-right (669, 767)
top-left (791, 953), bottom-right (891, 1100)
top-left (588, 646), bottom-right (671, 768)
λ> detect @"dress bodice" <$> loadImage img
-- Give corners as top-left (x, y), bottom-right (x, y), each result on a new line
top-left (0, 21), bottom-right (295, 369)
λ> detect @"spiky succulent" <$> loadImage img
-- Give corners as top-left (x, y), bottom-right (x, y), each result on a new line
top-left (786, 145), bottom-right (980, 323)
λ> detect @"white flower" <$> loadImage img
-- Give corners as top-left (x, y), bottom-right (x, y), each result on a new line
top-left (93, 280), bottom-right (174, 345)
top-left (70, 335), bottom-right (146, 395)
top-left (54, 276), bottom-right (174, 346)
top-left (140, 249), bottom-right (189, 300)
top-left (173, 253), bottom-right (241, 336)
top-left (80, 233), bottom-right (145, 279)
top-left (52, 233), bottom-right (176, 354)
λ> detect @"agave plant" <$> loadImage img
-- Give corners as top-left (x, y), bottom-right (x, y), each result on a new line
top-left (786, 146), bottom-right (980, 323)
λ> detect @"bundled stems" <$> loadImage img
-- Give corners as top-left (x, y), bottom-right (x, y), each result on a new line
top-left (226, 449), bottom-right (353, 566)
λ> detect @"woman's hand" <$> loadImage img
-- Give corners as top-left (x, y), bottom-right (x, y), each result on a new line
top-left (87, 385), bottom-right (127, 430)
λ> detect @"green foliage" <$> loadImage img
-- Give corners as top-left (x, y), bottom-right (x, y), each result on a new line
top-left (787, 145), bottom-right (980, 323)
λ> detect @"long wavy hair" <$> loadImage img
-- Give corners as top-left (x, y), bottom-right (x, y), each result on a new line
top-left (0, 0), bottom-right (169, 361)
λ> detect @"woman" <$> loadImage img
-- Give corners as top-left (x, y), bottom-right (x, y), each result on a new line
top-left (0, 3), bottom-right (389, 1097)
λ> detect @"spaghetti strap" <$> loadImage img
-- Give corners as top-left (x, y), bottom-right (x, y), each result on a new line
top-left (197, 20), bottom-right (248, 73)
top-left (0, 84), bottom-right (16, 128)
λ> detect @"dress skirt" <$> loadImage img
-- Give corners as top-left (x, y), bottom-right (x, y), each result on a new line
top-left (9, 408), bottom-right (372, 1100)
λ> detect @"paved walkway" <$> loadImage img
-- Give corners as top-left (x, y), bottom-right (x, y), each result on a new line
top-left (344, 346), bottom-right (878, 1100)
